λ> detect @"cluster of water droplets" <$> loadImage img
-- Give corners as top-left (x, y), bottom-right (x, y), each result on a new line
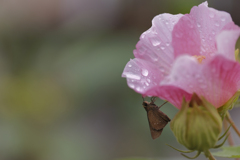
top-left (124, 60), bottom-right (162, 92)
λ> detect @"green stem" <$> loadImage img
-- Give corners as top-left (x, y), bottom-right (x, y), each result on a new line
top-left (226, 112), bottom-right (240, 137)
top-left (205, 150), bottom-right (216, 160)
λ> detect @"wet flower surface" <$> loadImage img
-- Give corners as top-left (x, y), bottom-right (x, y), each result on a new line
top-left (122, 1), bottom-right (240, 108)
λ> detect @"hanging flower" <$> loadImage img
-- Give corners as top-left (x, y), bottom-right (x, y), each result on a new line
top-left (122, 1), bottom-right (240, 109)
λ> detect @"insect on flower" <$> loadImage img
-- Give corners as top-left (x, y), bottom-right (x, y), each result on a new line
top-left (142, 97), bottom-right (171, 139)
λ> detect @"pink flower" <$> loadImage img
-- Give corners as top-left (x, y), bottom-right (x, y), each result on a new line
top-left (122, 1), bottom-right (240, 109)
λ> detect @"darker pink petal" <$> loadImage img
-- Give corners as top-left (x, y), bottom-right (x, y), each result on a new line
top-left (162, 55), bottom-right (240, 108)
top-left (143, 85), bottom-right (192, 109)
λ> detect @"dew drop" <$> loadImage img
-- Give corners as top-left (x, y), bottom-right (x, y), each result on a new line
top-left (142, 69), bottom-right (149, 76)
top-left (200, 84), bottom-right (207, 88)
top-left (151, 39), bottom-right (161, 46)
top-left (215, 22), bottom-right (220, 27)
top-left (147, 79), bottom-right (151, 83)
top-left (221, 17), bottom-right (226, 21)
top-left (129, 83), bottom-right (135, 88)
top-left (202, 38), bottom-right (205, 42)
top-left (175, 32), bottom-right (183, 38)
top-left (141, 34), bottom-right (145, 39)
top-left (145, 82), bottom-right (149, 86)
top-left (128, 64), bottom-right (132, 68)
top-left (188, 23), bottom-right (193, 28)
top-left (212, 31), bottom-right (216, 35)
top-left (161, 46), bottom-right (165, 50)
top-left (211, 68), bottom-right (216, 73)
top-left (124, 72), bottom-right (141, 80)
top-left (209, 13), bottom-right (215, 18)
top-left (159, 67), bottom-right (165, 72)
top-left (136, 87), bottom-right (141, 92)
top-left (197, 23), bottom-right (201, 28)
top-left (165, 21), bottom-right (169, 25)
top-left (198, 79), bottom-right (203, 83)
top-left (166, 42), bottom-right (170, 46)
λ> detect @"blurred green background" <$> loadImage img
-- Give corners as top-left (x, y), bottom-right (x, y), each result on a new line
top-left (0, 0), bottom-right (239, 160)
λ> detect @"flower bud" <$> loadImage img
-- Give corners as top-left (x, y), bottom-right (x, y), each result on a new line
top-left (170, 93), bottom-right (222, 152)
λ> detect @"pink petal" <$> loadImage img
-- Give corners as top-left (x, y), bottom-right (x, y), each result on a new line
top-left (172, 1), bottom-right (235, 58)
top-left (172, 14), bottom-right (201, 58)
top-left (162, 55), bottom-right (240, 108)
top-left (134, 13), bottom-right (183, 74)
top-left (122, 58), bottom-right (165, 94)
top-left (216, 24), bottom-right (240, 61)
top-left (143, 85), bottom-right (192, 109)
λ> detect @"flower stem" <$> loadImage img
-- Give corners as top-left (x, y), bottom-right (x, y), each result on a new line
top-left (223, 118), bottom-right (234, 145)
top-left (226, 112), bottom-right (240, 137)
top-left (205, 150), bottom-right (216, 160)
top-left (224, 116), bottom-right (240, 160)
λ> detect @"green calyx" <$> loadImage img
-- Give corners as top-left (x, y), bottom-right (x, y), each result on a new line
top-left (218, 90), bottom-right (240, 119)
top-left (170, 93), bottom-right (225, 159)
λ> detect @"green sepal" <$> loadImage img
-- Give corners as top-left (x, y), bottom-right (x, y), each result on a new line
top-left (218, 90), bottom-right (240, 119)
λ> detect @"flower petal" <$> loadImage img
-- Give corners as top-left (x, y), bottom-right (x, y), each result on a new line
top-left (162, 55), bottom-right (240, 108)
top-left (216, 25), bottom-right (240, 61)
top-left (122, 58), bottom-right (164, 94)
top-left (172, 14), bottom-right (201, 58)
top-left (143, 85), bottom-right (192, 109)
top-left (134, 13), bottom-right (183, 74)
top-left (172, 1), bottom-right (235, 58)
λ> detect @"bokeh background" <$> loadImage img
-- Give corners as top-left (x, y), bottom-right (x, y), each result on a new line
top-left (0, 0), bottom-right (239, 160)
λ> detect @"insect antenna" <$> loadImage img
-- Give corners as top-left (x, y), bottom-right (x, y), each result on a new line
top-left (158, 101), bottom-right (168, 109)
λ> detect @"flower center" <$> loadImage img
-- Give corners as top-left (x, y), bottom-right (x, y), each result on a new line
top-left (193, 55), bottom-right (206, 63)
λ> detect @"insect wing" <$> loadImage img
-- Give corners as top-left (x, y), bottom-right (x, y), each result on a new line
top-left (147, 109), bottom-right (170, 139)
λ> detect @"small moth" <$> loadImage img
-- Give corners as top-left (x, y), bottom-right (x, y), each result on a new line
top-left (142, 97), bottom-right (171, 139)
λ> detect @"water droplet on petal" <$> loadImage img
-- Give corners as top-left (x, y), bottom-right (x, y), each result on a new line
top-left (198, 79), bottom-right (203, 83)
top-left (215, 22), bottom-right (220, 27)
top-left (161, 46), bottom-right (165, 50)
top-left (129, 83), bottom-right (135, 88)
top-left (195, 74), bottom-right (200, 78)
top-left (175, 32), bottom-right (183, 38)
top-left (147, 79), bottom-right (151, 83)
top-left (221, 17), bottom-right (226, 21)
top-left (200, 84), bottom-right (207, 88)
top-left (142, 69), bottom-right (149, 76)
top-left (188, 23), bottom-right (193, 28)
top-left (211, 68), bottom-right (216, 73)
top-left (166, 42), bottom-right (170, 46)
top-left (197, 23), bottom-right (201, 28)
top-left (145, 82), bottom-right (149, 86)
top-left (136, 87), bottom-right (141, 92)
top-left (151, 39), bottom-right (161, 46)
top-left (124, 72), bottom-right (141, 80)
top-left (159, 67), bottom-right (165, 72)
top-left (209, 13), bottom-right (215, 18)
top-left (128, 64), bottom-right (132, 68)
top-left (212, 31), bottom-right (216, 35)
